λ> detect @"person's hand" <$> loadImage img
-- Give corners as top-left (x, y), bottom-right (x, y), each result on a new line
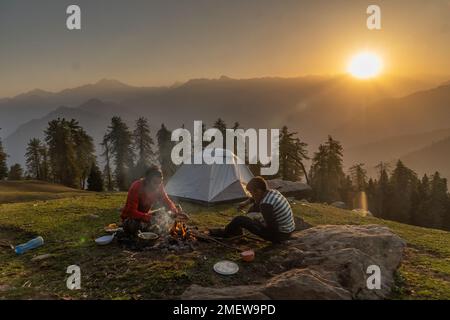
top-left (177, 212), bottom-right (190, 221)
top-left (236, 200), bottom-right (250, 212)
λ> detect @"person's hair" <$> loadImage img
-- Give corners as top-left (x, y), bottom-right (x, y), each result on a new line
top-left (144, 165), bottom-right (163, 181)
top-left (247, 176), bottom-right (268, 192)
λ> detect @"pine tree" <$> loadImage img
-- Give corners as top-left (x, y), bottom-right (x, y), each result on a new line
top-left (132, 117), bottom-right (155, 179)
top-left (45, 118), bottom-right (81, 188)
top-left (349, 163), bottom-right (368, 210)
top-left (157, 123), bottom-right (176, 179)
top-left (101, 134), bottom-right (114, 191)
top-left (339, 174), bottom-right (354, 208)
top-left (25, 138), bottom-right (43, 179)
top-left (389, 160), bottom-right (418, 224)
top-left (105, 117), bottom-right (135, 191)
top-left (444, 195), bottom-right (450, 231)
top-left (310, 144), bottom-right (328, 202)
top-left (39, 144), bottom-right (50, 181)
top-left (374, 162), bottom-right (391, 219)
top-left (366, 178), bottom-right (377, 213)
top-left (310, 136), bottom-right (345, 203)
top-left (325, 136), bottom-right (345, 201)
top-left (0, 129), bottom-right (8, 180)
top-left (349, 163), bottom-right (367, 192)
top-left (426, 172), bottom-right (448, 229)
top-left (68, 120), bottom-right (95, 189)
top-left (410, 174), bottom-right (431, 226)
top-left (7, 164), bottom-right (23, 180)
top-left (213, 118), bottom-right (227, 136)
top-left (230, 122), bottom-right (240, 155)
top-left (278, 126), bottom-right (309, 182)
top-left (43, 118), bottom-right (95, 188)
top-left (87, 162), bottom-right (104, 192)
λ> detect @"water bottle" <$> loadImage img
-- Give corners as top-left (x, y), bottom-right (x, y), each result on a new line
top-left (14, 236), bottom-right (44, 255)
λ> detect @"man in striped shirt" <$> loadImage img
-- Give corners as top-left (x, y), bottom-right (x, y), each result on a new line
top-left (209, 176), bottom-right (295, 243)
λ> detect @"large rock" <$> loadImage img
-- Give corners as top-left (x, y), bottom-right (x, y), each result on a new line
top-left (263, 268), bottom-right (351, 300)
top-left (181, 224), bottom-right (406, 300)
top-left (352, 209), bottom-right (373, 217)
top-left (181, 284), bottom-right (269, 300)
top-left (331, 201), bottom-right (347, 209)
top-left (267, 179), bottom-right (312, 199)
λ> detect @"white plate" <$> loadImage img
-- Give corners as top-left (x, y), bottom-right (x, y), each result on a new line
top-left (95, 234), bottom-right (114, 245)
top-left (213, 260), bottom-right (239, 275)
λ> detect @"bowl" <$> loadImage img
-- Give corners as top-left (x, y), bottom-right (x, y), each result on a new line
top-left (138, 232), bottom-right (159, 241)
top-left (138, 232), bottom-right (159, 245)
top-left (240, 250), bottom-right (255, 262)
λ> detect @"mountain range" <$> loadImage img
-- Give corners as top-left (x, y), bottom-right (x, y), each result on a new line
top-left (1, 75), bottom-right (449, 180)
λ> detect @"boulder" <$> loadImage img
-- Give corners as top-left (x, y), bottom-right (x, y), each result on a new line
top-left (263, 268), bottom-right (351, 300)
top-left (181, 284), bottom-right (269, 300)
top-left (352, 209), bottom-right (373, 217)
top-left (267, 179), bottom-right (312, 199)
top-left (331, 201), bottom-right (347, 209)
top-left (181, 224), bottom-right (406, 300)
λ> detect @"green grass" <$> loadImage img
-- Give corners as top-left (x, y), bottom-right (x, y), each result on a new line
top-left (0, 192), bottom-right (449, 300)
top-left (0, 180), bottom-right (88, 204)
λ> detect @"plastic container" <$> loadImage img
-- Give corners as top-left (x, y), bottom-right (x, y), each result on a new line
top-left (15, 236), bottom-right (44, 255)
top-left (240, 250), bottom-right (255, 262)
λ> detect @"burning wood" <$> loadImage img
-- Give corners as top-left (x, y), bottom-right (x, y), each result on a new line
top-left (170, 221), bottom-right (196, 241)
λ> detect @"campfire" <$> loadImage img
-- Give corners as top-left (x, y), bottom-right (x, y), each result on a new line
top-left (142, 220), bottom-right (197, 253)
top-left (170, 221), bottom-right (196, 241)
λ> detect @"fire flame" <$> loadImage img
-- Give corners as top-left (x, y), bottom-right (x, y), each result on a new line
top-left (170, 221), bottom-right (195, 241)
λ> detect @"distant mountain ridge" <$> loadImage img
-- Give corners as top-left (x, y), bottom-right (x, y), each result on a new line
top-left (332, 83), bottom-right (450, 146)
top-left (2, 75), bottom-right (450, 181)
top-left (0, 79), bottom-right (167, 137)
top-left (3, 99), bottom-right (137, 166)
top-left (0, 74), bottom-right (436, 137)
top-left (400, 136), bottom-right (450, 180)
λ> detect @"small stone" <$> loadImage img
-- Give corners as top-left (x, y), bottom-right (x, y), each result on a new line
top-left (31, 254), bottom-right (54, 262)
top-left (0, 284), bottom-right (14, 292)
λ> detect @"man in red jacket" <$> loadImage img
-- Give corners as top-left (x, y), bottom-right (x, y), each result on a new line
top-left (121, 166), bottom-right (186, 235)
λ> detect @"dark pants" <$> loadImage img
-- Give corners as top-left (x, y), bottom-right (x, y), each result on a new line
top-left (224, 204), bottom-right (291, 243)
top-left (224, 216), bottom-right (290, 243)
top-left (122, 219), bottom-right (151, 236)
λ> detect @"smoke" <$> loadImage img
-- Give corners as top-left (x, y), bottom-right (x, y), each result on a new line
top-left (149, 209), bottom-right (175, 235)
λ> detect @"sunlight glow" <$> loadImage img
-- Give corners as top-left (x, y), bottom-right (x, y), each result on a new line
top-left (347, 52), bottom-right (383, 79)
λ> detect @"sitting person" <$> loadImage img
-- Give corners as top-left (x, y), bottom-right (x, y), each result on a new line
top-left (121, 165), bottom-right (186, 235)
top-left (209, 176), bottom-right (295, 243)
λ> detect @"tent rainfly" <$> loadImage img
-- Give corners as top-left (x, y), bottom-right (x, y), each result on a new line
top-left (165, 148), bottom-right (254, 204)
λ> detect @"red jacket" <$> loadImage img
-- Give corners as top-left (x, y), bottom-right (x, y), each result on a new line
top-left (121, 179), bottom-right (179, 222)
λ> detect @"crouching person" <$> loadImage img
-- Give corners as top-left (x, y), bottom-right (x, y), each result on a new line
top-left (121, 165), bottom-right (184, 236)
top-left (209, 176), bottom-right (295, 243)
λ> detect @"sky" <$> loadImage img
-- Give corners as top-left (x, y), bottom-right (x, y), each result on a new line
top-left (0, 0), bottom-right (449, 97)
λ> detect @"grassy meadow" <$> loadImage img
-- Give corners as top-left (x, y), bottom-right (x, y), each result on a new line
top-left (0, 182), bottom-right (449, 299)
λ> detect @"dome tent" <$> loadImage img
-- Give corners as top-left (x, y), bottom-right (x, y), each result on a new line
top-left (165, 148), bottom-right (254, 204)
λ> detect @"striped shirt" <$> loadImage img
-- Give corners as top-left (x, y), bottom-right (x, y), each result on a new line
top-left (260, 189), bottom-right (295, 233)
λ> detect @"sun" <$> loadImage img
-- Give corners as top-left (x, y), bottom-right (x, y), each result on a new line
top-left (347, 52), bottom-right (383, 79)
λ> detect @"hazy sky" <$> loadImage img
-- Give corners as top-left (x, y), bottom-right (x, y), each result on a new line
top-left (1, 0), bottom-right (449, 97)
